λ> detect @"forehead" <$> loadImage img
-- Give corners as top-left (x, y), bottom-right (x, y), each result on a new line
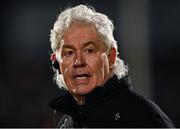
top-left (62, 22), bottom-right (103, 46)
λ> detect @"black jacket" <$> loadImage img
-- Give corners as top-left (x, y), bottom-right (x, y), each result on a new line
top-left (49, 76), bottom-right (175, 128)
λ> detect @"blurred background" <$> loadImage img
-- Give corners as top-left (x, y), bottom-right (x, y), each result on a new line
top-left (0, 0), bottom-right (179, 127)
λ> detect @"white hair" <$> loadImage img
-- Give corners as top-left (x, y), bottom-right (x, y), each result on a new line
top-left (50, 4), bottom-right (128, 89)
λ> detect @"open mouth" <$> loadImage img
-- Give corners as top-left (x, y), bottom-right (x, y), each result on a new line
top-left (74, 74), bottom-right (90, 80)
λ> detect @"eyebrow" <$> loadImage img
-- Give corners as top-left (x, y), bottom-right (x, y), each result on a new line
top-left (62, 41), bottom-right (96, 50)
top-left (83, 41), bottom-right (96, 48)
top-left (62, 44), bottom-right (74, 50)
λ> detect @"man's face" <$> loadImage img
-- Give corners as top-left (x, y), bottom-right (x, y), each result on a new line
top-left (57, 22), bottom-right (115, 96)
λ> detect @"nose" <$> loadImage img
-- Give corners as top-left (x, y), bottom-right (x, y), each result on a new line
top-left (74, 51), bottom-right (86, 67)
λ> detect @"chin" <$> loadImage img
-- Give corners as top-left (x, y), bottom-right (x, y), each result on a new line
top-left (75, 86), bottom-right (94, 96)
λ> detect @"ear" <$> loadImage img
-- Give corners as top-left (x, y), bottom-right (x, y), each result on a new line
top-left (108, 47), bottom-right (116, 68)
top-left (50, 53), bottom-right (56, 62)
top-left (50, 53), bottom-right (60, 70)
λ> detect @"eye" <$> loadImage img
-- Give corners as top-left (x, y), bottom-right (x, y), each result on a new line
top-left (85, 48), bottom-right (95, 54)
top-left (64, 50), bottom-right (74, 57)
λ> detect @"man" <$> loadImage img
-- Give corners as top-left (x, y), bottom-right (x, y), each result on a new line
top-left (49, 4), bottom-right (175, 128)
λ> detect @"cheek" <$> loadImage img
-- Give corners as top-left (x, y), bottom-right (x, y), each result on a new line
top-left (59, 61), bottom-right (73, 90)
top-left (101, 53), bottom-right (109, 73)
top-left (86, 56), bottom-right (102, 71)
top-left (60, 59), bottom-right (73, 76)
top-left (86, 54), bottom-right (109, 73)
top-left (60, 59), bottom-right (73, 73)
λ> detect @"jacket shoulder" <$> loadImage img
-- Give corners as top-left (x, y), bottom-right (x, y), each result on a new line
top-left (120, 89), bottom-right (175, 127)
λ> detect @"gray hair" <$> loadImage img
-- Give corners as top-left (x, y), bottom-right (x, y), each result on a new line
top-left (50, 4), bottom-right (128, 89)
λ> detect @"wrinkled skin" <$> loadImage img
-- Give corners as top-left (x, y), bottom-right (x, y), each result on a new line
top-left (56, 22), bottom-right (116, 101)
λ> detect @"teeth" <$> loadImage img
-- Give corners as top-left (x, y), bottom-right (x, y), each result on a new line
top-left (75, 76), bottom-right (87, 80)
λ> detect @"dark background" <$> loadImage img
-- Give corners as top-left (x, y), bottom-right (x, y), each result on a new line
top-left (0, 0), bottom-right (179, 127)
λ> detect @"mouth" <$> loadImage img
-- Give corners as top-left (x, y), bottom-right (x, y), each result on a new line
top-left (74, 73), bottom-right (90, 79)
top-left (73, 73), bottom-right (91, 84)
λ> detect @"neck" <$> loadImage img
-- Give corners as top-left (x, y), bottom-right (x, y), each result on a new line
top-left (73, 95), bottom-right (86, 106)
top-left (101, 72), bottom-right (114, 87)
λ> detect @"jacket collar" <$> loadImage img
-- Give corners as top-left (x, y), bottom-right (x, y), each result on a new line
top-left (49, 75), bottom-right (131, 118)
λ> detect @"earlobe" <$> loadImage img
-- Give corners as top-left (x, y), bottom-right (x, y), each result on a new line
top-left (108, 47), bottom-right (116, 67)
